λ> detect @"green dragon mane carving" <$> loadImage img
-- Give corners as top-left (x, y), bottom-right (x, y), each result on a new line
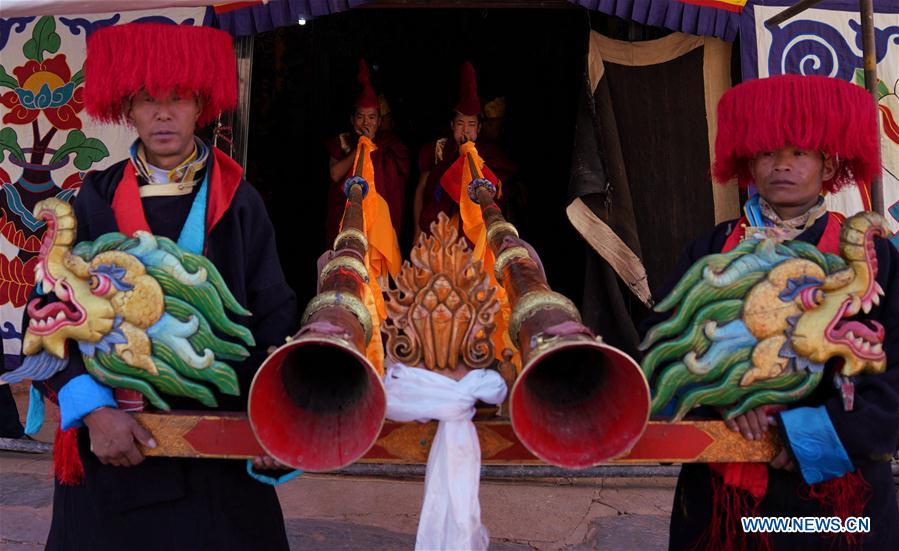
top-left (641, 212), bottom-right (888, 421)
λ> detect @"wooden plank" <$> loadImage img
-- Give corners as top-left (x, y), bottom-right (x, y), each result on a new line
top-left (135, 413), bottom-right (778, 464)
top-left (135, 412), bottom-right (265, 459)
top-left (618, 421), bottom-right (778, 463)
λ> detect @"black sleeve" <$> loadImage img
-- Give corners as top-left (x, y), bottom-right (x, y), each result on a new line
top-left (69, 163), bottom-right (120, 244)
top-left (825, 237), bottom-right (899, 460)
top-left (239, 183), bottom-right (300, 369)
top-left (40, 344), bottom-right (89, 401)
top-left (72, 174), bottom-right (93, 243)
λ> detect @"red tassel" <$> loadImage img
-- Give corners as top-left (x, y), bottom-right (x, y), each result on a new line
top-left (803, 471), bottom-right (871, 549)
top-left (695, 466), bottom-right (772, 551)
top-left (713, 75), bottom-right (880, 193)
top-left (84, 23), bottom-right (237, 126)
top-left (53, 426), bottom-right (84, 486)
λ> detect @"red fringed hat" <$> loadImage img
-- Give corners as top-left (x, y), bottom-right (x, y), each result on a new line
top-left (713, 75), bottom-right (880, 192)
top-left (355, 59), bottom-right (379, 110)
top-left (455, 61), bottom-right (481, 117)
top-left (84, 23), bottom-right (237, 127)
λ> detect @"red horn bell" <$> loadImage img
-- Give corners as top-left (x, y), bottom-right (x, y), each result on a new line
top-left (248, 141), bottom-right (386, 471)
top-left (466, 159), bottom-right (650, 468)
top-left (510, 336), bottom-right (649, 468)
top-left (248, 327), bottom-right (386, 471)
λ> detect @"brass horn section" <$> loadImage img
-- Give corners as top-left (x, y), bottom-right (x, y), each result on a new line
top-left (249, 142), bottom-right (386, 472)
top-left (466, 155), bottom-right (650, 469)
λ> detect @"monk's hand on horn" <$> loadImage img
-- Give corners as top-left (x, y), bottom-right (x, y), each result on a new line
top-left (84, 407), bottom-right (157, 467)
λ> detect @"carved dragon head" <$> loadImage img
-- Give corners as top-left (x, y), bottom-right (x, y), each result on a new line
top-left (790, 212), bottom-right (887, 376)
top-left (6, 198), bottom-right (253, 410)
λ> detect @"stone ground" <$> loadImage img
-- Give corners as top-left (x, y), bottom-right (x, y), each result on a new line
top-left (0, 450), bottom-right (677, 550)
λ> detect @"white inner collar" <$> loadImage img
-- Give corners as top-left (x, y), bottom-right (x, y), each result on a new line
top-left (146, 163), bottom-right (171, 185)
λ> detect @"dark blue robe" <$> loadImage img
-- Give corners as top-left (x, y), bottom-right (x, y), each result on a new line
top-left (645, 214), bottom-right (899, 550)
top-left (38, 151), bottom-right (299, 551)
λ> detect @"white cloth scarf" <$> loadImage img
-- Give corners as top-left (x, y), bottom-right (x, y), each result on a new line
top-left (384, 363), bottom-right (508, 551)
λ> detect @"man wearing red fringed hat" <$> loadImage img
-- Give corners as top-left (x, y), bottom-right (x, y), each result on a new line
top-left (325, 60), bottom-right (409, 246)
top-left (413, 62), bottom-right (516, 234)
top-left (35, 23), bottom-right (298, 550)
top-left (645, 75), bottom-right (899, 550)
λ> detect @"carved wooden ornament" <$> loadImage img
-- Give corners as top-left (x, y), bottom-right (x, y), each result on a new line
top-left (384, 213), bottom-right (500, 379)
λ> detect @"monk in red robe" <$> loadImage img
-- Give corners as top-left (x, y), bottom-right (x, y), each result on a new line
top-left (414, 62), bottom-right (516, 235)
top-left (325, 60), bottom-right (409, 245)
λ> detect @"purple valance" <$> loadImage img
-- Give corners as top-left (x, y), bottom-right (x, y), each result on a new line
top-left (211, 0), bottom-right (374, 37)
top-left (212, 0), bottom-right (740, 41)
top-left (569, 1), bottom-right (739, 41)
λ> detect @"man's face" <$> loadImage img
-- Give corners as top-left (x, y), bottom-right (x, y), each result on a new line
top-left (127, 90), bottom-right (200, 168)
top-left (352, 107), bottom-right (381, 138)
top-left (451, 113), bottom-right (480, 144)
top-left (749, 146), bottom-right (835, 213)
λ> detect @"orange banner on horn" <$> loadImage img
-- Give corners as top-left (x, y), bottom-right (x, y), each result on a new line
top-left (342, 136), bottom-right (403, 375)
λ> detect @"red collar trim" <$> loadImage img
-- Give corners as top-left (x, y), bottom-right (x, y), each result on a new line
top-left (721, 212), bottom-right (844, 254)
top-left (207, 147), bottom-right (243, 236)
top-left (111, 147), bottom-right (243, 244)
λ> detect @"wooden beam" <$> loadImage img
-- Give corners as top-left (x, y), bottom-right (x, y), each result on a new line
top-left (134, 413), bottom-right (779, 464)
top-left (860, 0), bottom-right (884, 215)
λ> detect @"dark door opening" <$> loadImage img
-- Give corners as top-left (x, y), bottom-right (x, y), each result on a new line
top-left (247, 7), bottom-right (590, 308)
